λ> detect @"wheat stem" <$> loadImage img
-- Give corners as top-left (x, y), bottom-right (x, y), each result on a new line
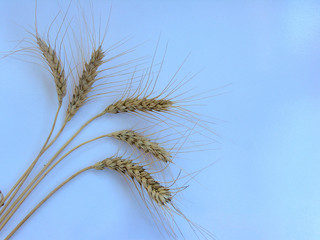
top-left (0, 112), bottom-right (104, 230)
top-left (2, 133), bottom-right (108, 226)
top-left (4, 166), bottom-right (94, 240)
top-left (0, 103), bottom-right (62, 218)
top-left (43, 120), bottom-right (67, 152)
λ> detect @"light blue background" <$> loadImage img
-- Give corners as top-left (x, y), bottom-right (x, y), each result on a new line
top-left (0, 1), bottom-right (320, 239)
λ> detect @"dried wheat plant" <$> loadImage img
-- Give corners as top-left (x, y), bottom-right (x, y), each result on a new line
top-left (0, 3), bottom-right (216, 240)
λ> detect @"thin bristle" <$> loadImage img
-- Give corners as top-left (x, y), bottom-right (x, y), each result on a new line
top-left (104, 97), bottom-right (173, 114)
top-left (109, 130), bottom-right (172, 163)
top-left (36, 36), bottom-right (66, 103)
top-left (66, 46), bottom-right (105, 121)
top-left (94, 157), bottom-right (172, 206)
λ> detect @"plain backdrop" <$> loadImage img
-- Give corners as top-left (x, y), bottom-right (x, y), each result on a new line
top-left (0, 1), bottom-right (320, 240)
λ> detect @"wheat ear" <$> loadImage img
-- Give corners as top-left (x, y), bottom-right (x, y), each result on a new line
top-left (94, 157), bottom-right (172, 206)
top-left (66, 46), bottom-right (105, 121)
top-left (104, 97), bottom-right (173, 114)
top-left (108, 130), bottom-right (172, 163)
top-left (36, 36), bottom-right (66, 103)
top-left (4, 157), bottom-right (171, 238)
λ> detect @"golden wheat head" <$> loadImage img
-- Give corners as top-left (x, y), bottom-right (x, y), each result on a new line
top-left (36, 36), bottom-right (66, 103)
top-left (94, 157), bottom-right (172, 206)
top-left (104, 97), bottom-right (173, 114)
top-left (66, 46), bottom-right (105, 121)
top-left (108, 130), bottom-right (172, 163)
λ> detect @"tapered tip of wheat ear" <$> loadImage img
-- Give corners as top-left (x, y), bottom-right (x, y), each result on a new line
top-left (36, 36), bottom-right (66, 103)
top-left (109, 130), bottom-right (172, 163)
top-left (104, 98), bottom-right (173, 114)
top-left (94, 157), bottom-right (172, 206)
top-left (66, 46), bottom-right (105, 121)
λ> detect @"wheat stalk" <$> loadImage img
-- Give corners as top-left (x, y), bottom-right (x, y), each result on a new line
top-left (94, 157), bottom-right (172, 206)
top-left (108, 130), bottom-right (172, 163)
top-left (0, 36), bottom-right (67, 218)
top-left (66, 46), bottom-right (105, 121)
top-left (0, 112), bottom-right (105, 231)
top-left (4, 166), bottom-right (94, 240)
top-left (36, 36), bottom-right (66, 103)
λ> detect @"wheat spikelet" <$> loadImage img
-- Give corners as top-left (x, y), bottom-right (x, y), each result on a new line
top-left (94, 157), bottom-right (172, 206)
top-left (36, 36), bottom-right (66, 103)
top-left (66, 46), bottom-right (105, 121)
top-left (109, 130), bottom-right (172, 163)
top-left (104, 97), bottom-right (173, 114)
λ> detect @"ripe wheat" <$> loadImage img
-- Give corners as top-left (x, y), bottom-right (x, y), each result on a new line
top-left (94, 157), bottom-right (172, 206)
top-left (36, 36), bottom-right (66, 103)
top-left (108, 130), bottom-right (172, 163)
top-left (66, 46), bottom-right (105, 121)
top-left (0, 3), bottom-right (214, 239)
top-left (105, 97), bottom-right (173, 114)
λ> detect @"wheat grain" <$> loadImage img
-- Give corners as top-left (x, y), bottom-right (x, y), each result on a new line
top-left (108, 130), bottom-right (172, 163)
top-left (104, 97), bottom-right (173, 114)
top-left (94, 157), bottom-right (172, 206)
top-left (66, 46), bottom-right (105, 121)
top-left (36, 36), bottom-right (66, 103)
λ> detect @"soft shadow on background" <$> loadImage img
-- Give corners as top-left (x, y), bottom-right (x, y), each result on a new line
top-left (0, 1), bottom-right (320, 240)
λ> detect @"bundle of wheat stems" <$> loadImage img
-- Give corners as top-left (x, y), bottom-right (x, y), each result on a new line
top-left (0, 5), bottom-right (214, 240)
